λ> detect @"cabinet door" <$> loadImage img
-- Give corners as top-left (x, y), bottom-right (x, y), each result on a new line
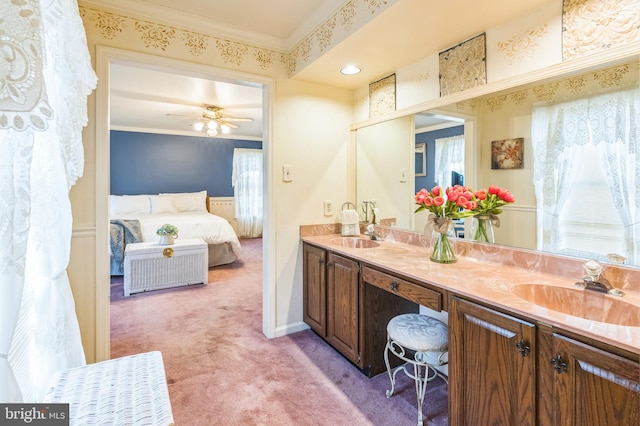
top-left (449, 297), bottom-right (536, 426)
top-left (551, 334), bottom-right (639, 426)
top-left (326, 252), bottom-right (360, 364)
top-left (303, 244), bottom-right (326, 336)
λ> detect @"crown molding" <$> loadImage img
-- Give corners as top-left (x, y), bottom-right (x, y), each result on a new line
top-left (79, 0), bottom-right (288, 51)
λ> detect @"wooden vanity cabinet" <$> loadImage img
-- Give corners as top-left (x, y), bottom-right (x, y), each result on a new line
top-left (326, 251), bottom-right (360, 364)
top-left (302, 243), bottom-right (417, 376)
top-left (303, 243), bottom-right (326, 336)
top-left (303, 243), bottom-right (360, 365)
top-left (450, 296), bottom-right (640, 426)
top-left (449, 296), bottom-right (536, 426)
top-left (538, 326), bottom-right (639, 426)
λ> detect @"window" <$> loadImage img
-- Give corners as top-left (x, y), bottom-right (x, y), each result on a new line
top-left (532, 88), bottom-right (639, 264)
top-left (232, 148), bottom-right (263, 238)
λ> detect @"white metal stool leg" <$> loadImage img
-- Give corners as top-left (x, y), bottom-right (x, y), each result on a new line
top-left (384, 314), bottom-right (449, 426)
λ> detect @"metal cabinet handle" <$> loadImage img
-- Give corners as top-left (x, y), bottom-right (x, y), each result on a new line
top-left (389, 281), bottom-right (398, 291)
top-left (551, 355), bottom-right (568, 373)
top-left (326, 261), bottom-right (334, 267)
top-left (515, 339), bottom-right (531, 357)
top-left (318, 259), bottom-right (325, 265)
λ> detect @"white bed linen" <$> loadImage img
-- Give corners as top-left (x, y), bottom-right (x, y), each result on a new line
top-left (111, 211), bottom-right (241, 257)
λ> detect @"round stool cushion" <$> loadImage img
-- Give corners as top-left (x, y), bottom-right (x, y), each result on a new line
top-left (387, 313), bottom-right (448, 352)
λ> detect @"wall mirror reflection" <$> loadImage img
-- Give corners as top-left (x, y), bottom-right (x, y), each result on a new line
top-left (356, 55), bottom-right (640, 267)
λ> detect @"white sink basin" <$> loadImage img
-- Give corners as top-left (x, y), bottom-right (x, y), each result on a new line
top-left (512, 284), bottom-right (640, 327)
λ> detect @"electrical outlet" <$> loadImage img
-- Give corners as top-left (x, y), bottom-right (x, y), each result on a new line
top-left (324, 200), bottom-right (333, 216)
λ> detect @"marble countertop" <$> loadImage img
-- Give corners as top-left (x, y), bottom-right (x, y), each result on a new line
top-left (301, 234), bottom-right (640, 355)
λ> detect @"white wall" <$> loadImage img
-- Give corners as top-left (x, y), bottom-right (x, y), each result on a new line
top-left (272, 79), bottom-right (353, 334)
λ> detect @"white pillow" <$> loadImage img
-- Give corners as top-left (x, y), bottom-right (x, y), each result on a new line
top-left (150, 195), bottom-right (177, 213)
top-left (110, 195), bottom-right (151, 215)
top-left (161, 191), bottom-right (207, 212)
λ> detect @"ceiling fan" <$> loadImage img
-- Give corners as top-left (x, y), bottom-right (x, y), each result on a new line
top-left (168, 106), bottom-right (254, 136)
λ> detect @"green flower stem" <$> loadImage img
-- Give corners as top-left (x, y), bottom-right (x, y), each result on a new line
top-left (474, 219), bottom-right (490, 242)
top-left (430, 233), bottom-right (457, 264)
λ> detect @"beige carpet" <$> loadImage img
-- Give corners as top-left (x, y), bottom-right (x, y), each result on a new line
top-left (110, 238), bottom-right (448, 425)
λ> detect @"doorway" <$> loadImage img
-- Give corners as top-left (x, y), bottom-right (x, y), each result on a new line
top-left (96, 46), bottom-right (276, 358)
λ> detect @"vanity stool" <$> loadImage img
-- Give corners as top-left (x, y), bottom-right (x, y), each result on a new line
top-left (384, 313), bottom-right (448, 426)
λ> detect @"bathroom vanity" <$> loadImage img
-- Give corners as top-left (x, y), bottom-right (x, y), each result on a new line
top-left (301, 231), bottom-right (640, 426)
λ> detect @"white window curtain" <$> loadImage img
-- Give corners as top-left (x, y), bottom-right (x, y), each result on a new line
top-left (434, 135), bottom-right (465, 188)
top-left (1, 0), bottom-right (97, 402)
top-left (232, 148), bottom-right (263, 238)
top-left (532, 88), bottom-right (640, 264)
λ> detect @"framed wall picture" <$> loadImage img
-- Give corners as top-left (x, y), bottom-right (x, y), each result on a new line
top-left (491, 138), bottom-right (524, 169)
top-left (415, 143), bottom-right (426, 177)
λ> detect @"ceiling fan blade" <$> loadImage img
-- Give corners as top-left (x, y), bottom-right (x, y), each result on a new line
top-left (221, 117), bottom-right (254, 122)
top-left (218, 121), bottom-right (239, 129)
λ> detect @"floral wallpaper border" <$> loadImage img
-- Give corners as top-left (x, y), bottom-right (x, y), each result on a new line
top-left (79, 0), bottom-right (395, 78)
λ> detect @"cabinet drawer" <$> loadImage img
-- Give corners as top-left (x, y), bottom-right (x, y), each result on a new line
top-left (362, 266), bottom-right (442, 311)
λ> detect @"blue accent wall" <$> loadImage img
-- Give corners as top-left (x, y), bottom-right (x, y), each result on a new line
top-left (415, 125), bottom-right (464, 191)
top-left (110, 131), bottom-right (262, 196)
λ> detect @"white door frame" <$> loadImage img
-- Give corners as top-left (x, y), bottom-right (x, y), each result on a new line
top-left (94, 46), bottom-right (277, 360)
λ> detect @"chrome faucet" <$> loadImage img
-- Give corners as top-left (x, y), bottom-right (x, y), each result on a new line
top-left (365, 224), bottom-right (383, 241)
top-left (575, 260), bottom-right (624, 297)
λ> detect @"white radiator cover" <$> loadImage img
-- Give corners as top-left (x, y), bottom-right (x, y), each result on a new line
top-left (124, 238), bottom-right (208, 296)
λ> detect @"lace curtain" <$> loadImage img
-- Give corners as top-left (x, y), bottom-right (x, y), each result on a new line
top-left (434, 135), bottom-right (465, 188)
top-left (232, 148), bottom-right (263, 238)
top-left (0, 0), bottom-right (97, 402)
top-left (532, 88), bottom-right (640, 264)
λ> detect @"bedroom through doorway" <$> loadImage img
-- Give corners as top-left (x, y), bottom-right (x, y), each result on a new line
top-left (102, 49), bottom-right (271, 355)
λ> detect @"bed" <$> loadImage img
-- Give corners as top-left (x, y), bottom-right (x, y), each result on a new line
top-left (109, 191), bottom-right (241, 275)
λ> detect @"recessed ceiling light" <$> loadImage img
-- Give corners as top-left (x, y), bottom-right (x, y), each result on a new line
top-left (340, 65), bottom-right (361, 75)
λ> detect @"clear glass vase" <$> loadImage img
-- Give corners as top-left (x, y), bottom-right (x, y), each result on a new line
top-left (470, 215), bottom-right (495, 243)
top-left (429, 218), bottom-right (457, 264)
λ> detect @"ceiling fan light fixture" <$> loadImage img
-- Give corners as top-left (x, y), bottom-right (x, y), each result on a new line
top-left (206, 128), bottom-right (218, 137)
top-left (207, 120), bottom-right (217, 130)
top-left (221, 124), bottom-right (231, 134)
top-left (194, 121), bottom-right (205, 131)
top-left (340, 65), bottom-right (361, 75)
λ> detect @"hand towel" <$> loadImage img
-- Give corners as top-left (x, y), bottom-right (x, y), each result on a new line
top-left (341, 209), bottom-right (360, 236)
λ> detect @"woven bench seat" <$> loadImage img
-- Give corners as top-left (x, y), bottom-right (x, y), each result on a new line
top-left (43, 351), bottom-right (174, 426)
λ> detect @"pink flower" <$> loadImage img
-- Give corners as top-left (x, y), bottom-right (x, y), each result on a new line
top-left (431, 186), bottom-right (440, 196)
top-left (433, 196), bottom-right (445, 206)
top-left (475, 190), bottom-right (487, 200)
top-left (488, 185), bottom-right (500, 195)
top-left (456, 196), bottom-right (469, 207)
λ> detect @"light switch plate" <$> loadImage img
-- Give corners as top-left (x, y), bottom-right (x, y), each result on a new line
top-left (282, 164), bottom-right (293, 182)
top-left (400, 168), bottom-right (407, 183)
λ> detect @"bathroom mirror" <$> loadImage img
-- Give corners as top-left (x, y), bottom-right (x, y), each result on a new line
top-left (355, 52), bottom-right (640, 267)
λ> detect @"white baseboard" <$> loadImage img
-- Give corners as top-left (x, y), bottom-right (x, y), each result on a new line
top-left (272, 321), bottom-right (310, 338)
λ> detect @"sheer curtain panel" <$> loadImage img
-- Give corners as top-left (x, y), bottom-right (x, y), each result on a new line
top-left (232, 149), bottom-right (263, 238)
top-left (532, 89), bottom-right (639, 264)
top-left (434, 135), bottom-right (465, 188)
top-left (0, 0), bottom-right (97, 402)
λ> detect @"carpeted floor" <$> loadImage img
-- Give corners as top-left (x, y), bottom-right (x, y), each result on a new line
top-left (110, 238), bottom-right (448, 425)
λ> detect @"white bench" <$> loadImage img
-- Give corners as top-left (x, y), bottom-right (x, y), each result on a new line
top-left (43, 351), bottom-right (174, 425)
